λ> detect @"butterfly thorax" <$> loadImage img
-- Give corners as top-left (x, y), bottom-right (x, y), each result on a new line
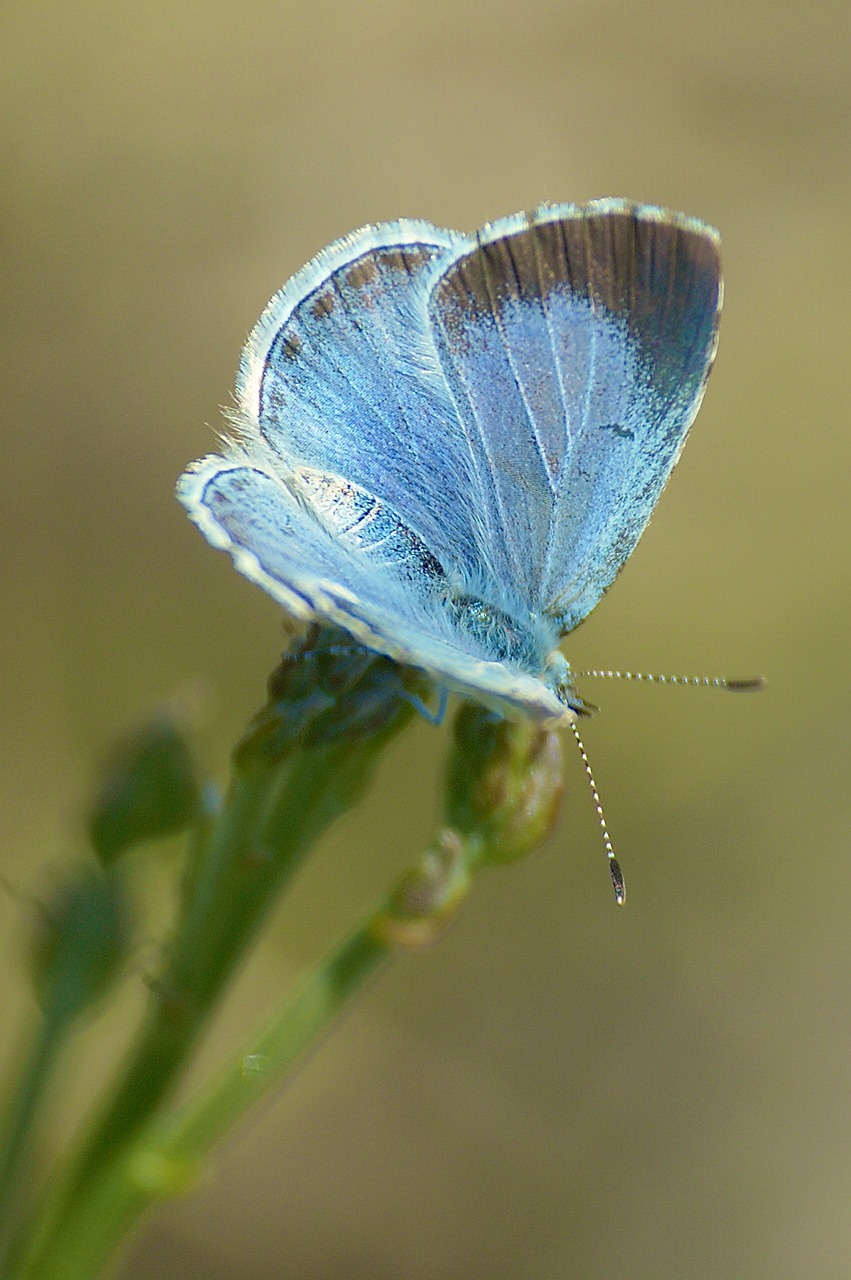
top-left (443, 588), bottom-right (558, 673)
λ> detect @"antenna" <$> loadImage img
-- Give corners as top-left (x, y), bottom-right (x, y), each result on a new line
top-left (569, 719), bottom-right (625, 906)
top-left (567, 668), bottom-right (763, 904)
top-left (574, 669), bottom-right (764, 691)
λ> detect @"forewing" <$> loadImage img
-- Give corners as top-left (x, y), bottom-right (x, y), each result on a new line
top-left (236, 220), bottom-right (494, 586)
top-left (426, 200), bottom-right (722, 630)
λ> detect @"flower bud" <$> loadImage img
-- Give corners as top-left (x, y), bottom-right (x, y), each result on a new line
top-left (30, 869), bottom-right (128, 1022)
top-left (444, 702), bottom-right (564, 865)
top-left (372, 829), bottom-right (472, 950)
top-left (88, 718), bottom-right (200, 865)
top-left (235, 626), bottom-right (430, 765)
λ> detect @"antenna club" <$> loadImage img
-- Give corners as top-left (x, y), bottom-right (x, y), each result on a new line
top-left (610, 857), bottom-right (625, 905)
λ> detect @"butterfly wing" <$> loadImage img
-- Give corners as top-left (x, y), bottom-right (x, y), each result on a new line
top-left (179, 201), bottom-right (722, 722)
top-left (233, 219), bottom-right (497, 585)
top-left (178, 456), bottom-right (566, 721)
top-left (179, 217), bottom-right (570, 719)
top-left (426, 199), bottom-right (723, 633)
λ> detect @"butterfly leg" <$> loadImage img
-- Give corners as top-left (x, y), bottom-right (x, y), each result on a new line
top-left (400, 683), bottom-right (449, 726)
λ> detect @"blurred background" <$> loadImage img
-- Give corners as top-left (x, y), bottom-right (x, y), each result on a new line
top-left (1, 1), bottom-right (849, 1276)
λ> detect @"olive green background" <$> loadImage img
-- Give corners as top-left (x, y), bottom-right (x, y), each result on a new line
top-left (1, 2), bottom-right (849, 1276)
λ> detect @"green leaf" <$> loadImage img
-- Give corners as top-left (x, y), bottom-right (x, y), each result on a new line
top-left (88, 720), bottom-right (200, 865)
top-left (30, 870), bottom-right (128, 1023)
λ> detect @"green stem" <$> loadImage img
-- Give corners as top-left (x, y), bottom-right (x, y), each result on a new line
top-left (0, 869), bottom-right (126, 1263)
top-left (4, 925), bottom-right (391, 1280)
top-left (7, 682), bottom-right (414, 1280)
top-left (0, 1013), bottom-right (69, 1250)
top-left (58, 760), bottom-right (292, 1190)
top-left (164, 925), bottom-right (388, 1160)
top-left (4, 684), bottom-right (556, 1280)
top-left (7, 818), bottom-right (480, 1280)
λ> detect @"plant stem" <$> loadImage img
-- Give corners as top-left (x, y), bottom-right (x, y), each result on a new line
top-left (5, 924), bottom-right (391, 1280)
top-left (7, 813), bottom-right (482, 1280)
top-left (6, 652), bottom-right (415, 1280)
top-left (0, 1012), bottom-right (68, 1251)
top-left (4, 677), bottom-right (560, 1280)
top-left (164, 924), bottom-right (388, 1160)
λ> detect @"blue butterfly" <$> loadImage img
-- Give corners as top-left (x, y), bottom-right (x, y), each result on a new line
top-left (178, 198), bottom-right (722, 726)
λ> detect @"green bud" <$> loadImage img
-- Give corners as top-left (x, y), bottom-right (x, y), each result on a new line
top-left (372, 829), bottom-right (472, 950)
top-left (235, 626), bottom-right (429, 766)
top-left (89, 718), bottom-right (200, 864)
top-left (30, 869), bottom-right (128, 1023)
top-left (444, 702), bottom-right (564, 865)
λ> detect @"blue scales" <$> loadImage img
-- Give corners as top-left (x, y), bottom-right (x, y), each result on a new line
top-left (178, 199), bottom-right (722, 725)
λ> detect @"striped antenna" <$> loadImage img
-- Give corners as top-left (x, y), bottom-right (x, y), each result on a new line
top-left (574, 669), bottom-right (764, 691)
top-left (568, 668), bottom-right (763, 902)
top-left (569, 719), bottom-right (625, 906)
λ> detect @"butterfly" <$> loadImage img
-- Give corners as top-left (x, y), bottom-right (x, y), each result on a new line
top-left (178, 198), bottom-right (722, 727)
